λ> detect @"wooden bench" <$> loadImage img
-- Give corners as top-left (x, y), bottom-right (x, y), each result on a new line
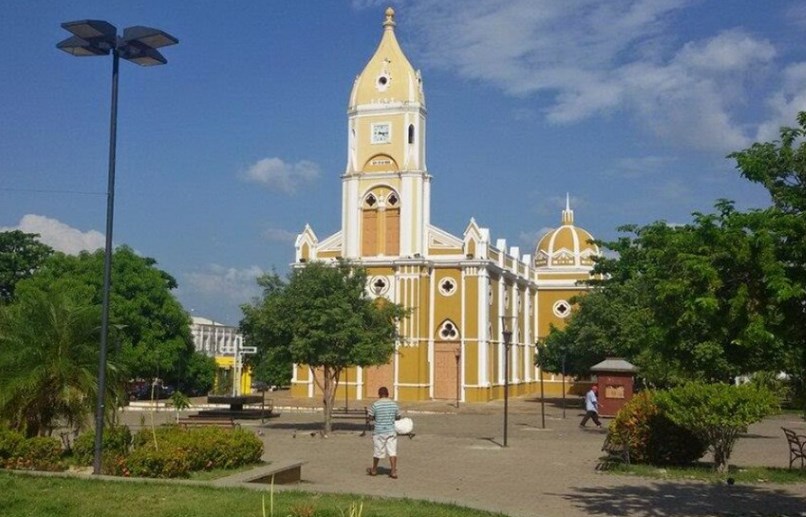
top-left (782, 427), bottom-right (806, 469)
top-left (596, 431), bottom-right (630, 470)
top-left (332, 406), bottom-right (371, 435)
top-left (177, 417), bottom-right (238, 429)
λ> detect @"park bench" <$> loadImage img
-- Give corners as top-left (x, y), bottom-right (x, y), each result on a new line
top-left (596, 430), bottom-right (630, 470)
top-left (177, 417), bottom-right (238, 429)
top-left (332, 406), bottom-right (371, 435)
top-left (782, 427), bottom-right (806, 469)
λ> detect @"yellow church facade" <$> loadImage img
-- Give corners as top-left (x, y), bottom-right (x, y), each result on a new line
top-left (291, 8), bottom-right (599, 403)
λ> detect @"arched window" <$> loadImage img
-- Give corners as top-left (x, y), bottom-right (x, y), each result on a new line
top-left (408, 124), bottom-right (415, 144)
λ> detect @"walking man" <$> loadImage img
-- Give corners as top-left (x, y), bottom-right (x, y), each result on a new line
top-left (579, 384), bottom-right (602, 428)
top-left (367, 386), bottom-right (400, 478)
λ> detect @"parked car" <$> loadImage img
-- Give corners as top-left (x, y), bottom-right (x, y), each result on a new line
top-left (127, 380), bottom-right (175, 400)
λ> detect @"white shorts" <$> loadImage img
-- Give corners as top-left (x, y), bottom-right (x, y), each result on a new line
top-left (373, 433), bottom-right (398, 459)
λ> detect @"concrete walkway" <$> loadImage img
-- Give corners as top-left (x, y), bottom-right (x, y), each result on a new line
top-left (124, 395), bottom-right (806, 517)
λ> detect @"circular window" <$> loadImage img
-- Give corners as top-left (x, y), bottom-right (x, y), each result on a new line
top-left (439, 277), bottom-right (457, 296)
top-left (376, 73), bottom-right (391, 91)
top-left (553, 300), bottom-right (571, 319)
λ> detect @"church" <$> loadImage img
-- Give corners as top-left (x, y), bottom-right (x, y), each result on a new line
top-left (291, 8), bottom-right (599, 403)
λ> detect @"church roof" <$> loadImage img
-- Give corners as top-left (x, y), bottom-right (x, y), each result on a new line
top-left (534, 195), bottom-right (600, 269)
top-left (348, 7), bottom-right (425, 110)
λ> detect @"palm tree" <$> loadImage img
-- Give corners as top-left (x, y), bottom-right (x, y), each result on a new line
top-left (0, 287), bottom-right (121, 437)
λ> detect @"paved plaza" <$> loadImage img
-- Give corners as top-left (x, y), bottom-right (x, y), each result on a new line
top-left (122, 394), bottom-right (806, 517)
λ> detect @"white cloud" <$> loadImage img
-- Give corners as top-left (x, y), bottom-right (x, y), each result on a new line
top-left (241, 157), bottom-right (320, 194)
top-left (405, 0), bottom-right (779, 151)
top-left (1, 214), bottom-right (104, 254)
top-left (755, 62), bottom-right (806, 142)
top-left (183, 264), bottom-right (264, 308)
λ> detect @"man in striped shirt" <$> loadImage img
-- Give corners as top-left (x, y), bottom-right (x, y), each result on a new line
top-left (367, 386), bottom-right (401, 478)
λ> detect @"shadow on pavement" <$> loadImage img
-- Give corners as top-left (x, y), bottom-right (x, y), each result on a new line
top-left (560, 481), bottom-right (806, 516)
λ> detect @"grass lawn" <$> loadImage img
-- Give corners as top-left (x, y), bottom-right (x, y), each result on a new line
top-left (609, 462), bottom-right (806, 484)
top-left (0, 471), bottom-right (509, 517)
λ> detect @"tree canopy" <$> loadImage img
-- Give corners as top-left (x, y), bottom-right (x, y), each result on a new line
top-left (241, 261), bottom-right (407, 434)
top-left (0, 230), bottom-right (53, 304)
top-left (14, 246), bottom-right (199, 386)
top-left (0, 288), bottom-right (122, 437)
top-left (541, 112), bottom-right (806, 394)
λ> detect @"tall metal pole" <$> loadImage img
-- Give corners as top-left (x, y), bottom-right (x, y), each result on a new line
top-left (561, 352), bottom-right (567, 419)
top-left (93, 47), bottom-right (119, 476)
top-left (455, 349), bottom-right (461, 408)
top-left (539, 364), bottom-right (545, 429)
top-left (503, 330), bottom-right (511, 447)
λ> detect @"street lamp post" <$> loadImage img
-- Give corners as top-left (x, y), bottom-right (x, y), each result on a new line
top-left (454, 348), bottom-right (461, 408)
top-left (502, 327), bottom-right (512, 447)
top-left (57, 20), bottom-right (177, 475)
top-left (561, 349), bottom-right (567, 419)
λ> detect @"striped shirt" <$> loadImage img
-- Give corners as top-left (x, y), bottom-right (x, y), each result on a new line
top-left (369, 398), bottom-right (400, 435)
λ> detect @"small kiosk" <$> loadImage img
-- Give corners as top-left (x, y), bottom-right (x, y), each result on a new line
top-left (590, 358), bottom-right (637, 417)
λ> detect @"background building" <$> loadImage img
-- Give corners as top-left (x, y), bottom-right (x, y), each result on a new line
top-left (190, 316), bottom-right (252, 395)
top-left (292, 8), bottom-right (599, 402)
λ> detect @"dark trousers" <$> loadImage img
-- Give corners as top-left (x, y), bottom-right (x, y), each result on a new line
top-left (580, 410), bottom-right (601, 427)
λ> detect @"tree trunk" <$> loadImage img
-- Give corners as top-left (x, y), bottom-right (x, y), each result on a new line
top-left (712, 432), bottom-right (737, 474)
top-left (317, 366), bottom-right (341, 436)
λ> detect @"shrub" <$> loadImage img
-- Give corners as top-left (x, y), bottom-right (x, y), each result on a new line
top-left (654, 382), bottom-right (778, 472)
top-left (123, 445), bottom-right (191, 478)
top-left (72, 425), bottom-right (132, 466)
top-left (5, 436), bottom-right (64, 471)
top-left (0, 428), bottom-right (25, 461)
top-left (610, 391), bottom-right (707, 466)
top-left (130, 426), bottom-right (263, 475)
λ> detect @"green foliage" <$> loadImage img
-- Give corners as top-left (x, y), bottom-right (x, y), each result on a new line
top-left (16, 246), bottom-right (197, 387)
top-left (0, 288), bottom-right (120, 437)
top-left (0, 428), bottom-right (24, 461)
top-left (542, 203), bottom-right (794, 386)
top-left (130, 426), bottom-right (262, 476)
top-left (542, 113), bottom-right (806, 391)
top-left (241, 261), bottom-right (408, 434)
top-left (729, 111), bottom-right (806, 414)
top-left (0, 231), bottom-right (53, 304)
top-left (72, 425), bottom-right (132, 466)
top-left (169, 391), bottom-right (191, 411)
top-left (0, 471), bottom-right (508, 517)
top-left (124, 444), bottom-right (191, 478)
top-left (177, 352), bottom-right (216, 395)
top-left (3, 435), bottom-right (64, 471)
top-left (610, 391), bottom-right (706, 466)
top-left (654, 382), bottom-right (778, 472)
top-left (250, 346), bottom-right (293, 388)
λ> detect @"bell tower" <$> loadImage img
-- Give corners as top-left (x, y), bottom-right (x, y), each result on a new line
top-left (341, 7), bottom-right (430, 259)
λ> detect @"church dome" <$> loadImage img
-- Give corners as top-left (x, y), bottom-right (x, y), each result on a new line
top-left (348, 7), bottom-right (425, 110)
top-left (534, 197), bottom-right (600, 269)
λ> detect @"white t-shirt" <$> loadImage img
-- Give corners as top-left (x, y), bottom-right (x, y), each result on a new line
top-left (585, 389), bottom-right (598, 412)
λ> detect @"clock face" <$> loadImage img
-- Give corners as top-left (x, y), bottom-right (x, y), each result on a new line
top-left (372, 123), bottom-right (390, 144)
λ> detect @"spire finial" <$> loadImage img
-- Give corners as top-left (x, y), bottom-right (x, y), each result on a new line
top-left (384, 7), bottom-right (396, 29)
top-left (561, 193), bottom-right (574, 225)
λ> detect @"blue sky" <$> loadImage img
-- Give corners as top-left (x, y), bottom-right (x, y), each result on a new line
top-left (2, 0), bottom-right (805, 325)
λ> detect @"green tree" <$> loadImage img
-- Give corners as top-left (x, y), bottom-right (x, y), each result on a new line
top-left (729, 111), bottom-right (806, 409)
top-left (540, 202), bottom-right (792, 386)
top-left (654, 382), bottom-right (778, 473)
top-left (241, 261), bottom-right (407, 435)
top-left (0, 288), bottom-right (122, 437)
top-left (0, 231), bottom-right (53, 304)
top-left (17, 246), bottom-right (197, 388)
